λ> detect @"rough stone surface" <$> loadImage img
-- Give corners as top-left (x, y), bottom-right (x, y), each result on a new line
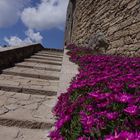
top-left (0, 49), bottom-right (63, 139)
top-left (0, 126), bottom-right (50, 140)
top-left (16, 62), bottom-right (62, 71)
top-left (0, 73), bottom-right (59, 91)
top-left (0, 91), bottom-right (56, 124)
top-left (65, 0), bottom-right (140, 57)
top-left (2, 66), bottom-right (60, 80)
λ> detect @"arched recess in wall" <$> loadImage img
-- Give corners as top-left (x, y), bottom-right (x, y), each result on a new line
top-left (70, 0), bottom-right (76, 41)
top-left (64, 0), bottom-right (76, 45)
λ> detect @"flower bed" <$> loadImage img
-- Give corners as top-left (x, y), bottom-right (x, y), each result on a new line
top-left (49, 44), bottom-right (140, 140)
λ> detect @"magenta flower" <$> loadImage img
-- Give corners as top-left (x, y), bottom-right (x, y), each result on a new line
top-left (116, 93), bottom-right (133, 103)
top-left (49, 129), bottom-right (64, 140)
top-left (77, 136), bottom-right (91, 140)
top-left (80, 111), bottom-right (94, 132)
top-left (124, 105), bottom-right (139, 115)
top-left (84, 105), bottom-right (94, 112)
top-left (134, 119), bottom-right (140, 126)
top-left (105, 131), bottom-right (140, 140)
top-left (97, 100), bottom-right (109, 108)
top-left (88, 91), bottom-right (110, 101)
top-left (49, 44), bottom-right (140, 139)
top-left (55, 115), bottom-right (71, 129)
top-left (106, 112), bottom-right (118, 120)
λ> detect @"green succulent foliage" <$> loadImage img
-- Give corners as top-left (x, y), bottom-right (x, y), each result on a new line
top-left (61, 115), bottom-right (82, 140)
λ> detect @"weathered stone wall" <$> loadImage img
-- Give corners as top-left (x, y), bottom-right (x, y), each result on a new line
top-left (65, 0), bottom-right (140, 56)
top-left (0, 44), bottom-right (43, 71)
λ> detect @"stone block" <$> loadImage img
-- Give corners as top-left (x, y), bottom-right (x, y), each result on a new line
top-left (124, 36), bottom-right (134, 45)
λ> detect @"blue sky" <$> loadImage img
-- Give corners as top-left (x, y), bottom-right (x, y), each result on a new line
top-left (0, 0), bottom-right (69, 49)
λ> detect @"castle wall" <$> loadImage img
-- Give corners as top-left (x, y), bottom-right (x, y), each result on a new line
top-left (65, 0), bottom-right (140, 56)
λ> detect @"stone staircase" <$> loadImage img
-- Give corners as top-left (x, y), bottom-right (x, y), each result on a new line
top-left (0, 49), bottom-right (63, 140)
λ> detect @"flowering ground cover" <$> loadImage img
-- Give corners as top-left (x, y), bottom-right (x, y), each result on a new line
top-left (49, 44), bottom-right (140, 140)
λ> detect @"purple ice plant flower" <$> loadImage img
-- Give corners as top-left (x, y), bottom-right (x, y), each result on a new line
top-left (134, 119), bottom-right (140, 127)
top-left (105, 131), bottom-right (140, 140)
top-left (49, 44), bottom-right (140, 139)
top-left (77, 136), bottom-right (91, 140)
top-left (84, 104), bottom-right (94, 112)
top-left (80, 111), bottom-right (94, 133)
top-left (97, 100), bottom-right (109, 108)
top-left (49, 129), bottom-right (64, 140)
top-left (124, 105), bottom-right (139, 115)
top-left (55, 115), bottom-right (71, 129)
top-left (88, 91), bottom-right (110, 101)
top-left (106, 112), bottom-right (119, 120)
top-left (115, 93), bottom-right (133, 103)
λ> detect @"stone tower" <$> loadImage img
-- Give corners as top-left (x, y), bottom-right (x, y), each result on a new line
top-left (65, 0), bottom-right (140, 57)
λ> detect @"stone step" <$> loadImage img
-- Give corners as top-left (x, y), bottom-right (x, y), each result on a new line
top-left (2, 67), bottom-right (60, 80)
top-left (39, 50), bottom-right (64, 54)
top-left (0, 90), bottom-right (56, 126)
top-left (16, 64), bottom-right (61, 72)
top-left (35, 53), bottom-right (63, 59)
top-left (16, 62), bottom-right (61, 71)
top-left (0, 74), bottom-right (58, 95)
top-left (0, 84), bottom-right (57, 96)
top-left (26, 58), bottom-right (62, 65)
top-left (39, 50), bottom-right (63, 55)
top-left (0, 118), bottom-right (52, 129)
top-left (0, 125), bottom-right (50, 140)
top-left (31, 55), bottom-right (62, 61)
top-left (25, 58), bottom-right (62, 66)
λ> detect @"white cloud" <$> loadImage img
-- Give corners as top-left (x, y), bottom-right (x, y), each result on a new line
top-left (25, 29), bottom-right (43, 42)
top-left (4, 29), bottom-right (43, 47)
top-left (4, 36), bottom-right (32, 47)
top-left (0, 0), bottom-right (30, 27)
top-left (21, 0), bottom-right (69, 30)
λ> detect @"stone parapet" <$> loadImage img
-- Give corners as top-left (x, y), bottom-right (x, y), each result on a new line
top-left (0, 44), bottom-right (44, 71)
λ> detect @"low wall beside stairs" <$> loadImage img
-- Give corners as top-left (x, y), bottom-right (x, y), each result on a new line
top-left (57, 47), bottom-right (78, 95)
top-left (0, 44), bottom-right (44, 71)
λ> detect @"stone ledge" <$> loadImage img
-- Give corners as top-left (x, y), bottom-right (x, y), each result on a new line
top-left (57, 47), bottom-right (79, 95)
top-left (0, 44), bottom-right (44, 71)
